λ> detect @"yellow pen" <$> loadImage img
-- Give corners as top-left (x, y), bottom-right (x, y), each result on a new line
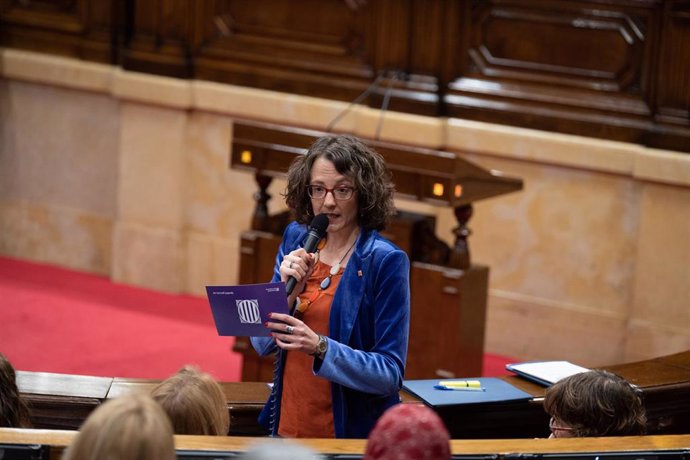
top-left (434, 380), bottom-right (485, 391)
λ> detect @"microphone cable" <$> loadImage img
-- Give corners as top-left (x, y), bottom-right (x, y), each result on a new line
top-left (267, 214), bottom-right (328, 436)
top-left (325, 73), bottom-right (384, 132)
top-left (374, 71), bottom-right (397, 140)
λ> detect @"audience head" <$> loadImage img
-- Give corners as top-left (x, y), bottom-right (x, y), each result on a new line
top-left (364, 403), bottom-right (451, 460)
top-left (240, 439), bottom-right (325, 460)
top-left (0, 352), bottom-right (31, 428)
top-left (151, 365), bottom-right (230, 436)
top-left (544, 369), bottom-right (647, 438)
top-left (63, 392), bottom-right (175, 460)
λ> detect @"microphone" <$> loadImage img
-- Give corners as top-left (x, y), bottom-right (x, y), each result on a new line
top-left (285, 213), bottom-right (329, 295)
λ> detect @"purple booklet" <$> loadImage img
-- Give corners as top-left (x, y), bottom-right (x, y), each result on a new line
top-left (206, 282), bottom-right (290, 337)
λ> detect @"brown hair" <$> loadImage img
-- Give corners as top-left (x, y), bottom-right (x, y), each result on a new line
top-left (63, 392), bottom-right (175, 460)
top-left (151, 366), bottom-right (230, 436)
top-left (0, 353), bottom-right (31, 428)
top-left (285, 135), bottom-right (396, 231)
top-left (544, 369), bottom-right (647, 437)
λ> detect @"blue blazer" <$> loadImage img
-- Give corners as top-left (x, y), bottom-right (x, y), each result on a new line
top-left (251, 221), bottom-right (410, 438)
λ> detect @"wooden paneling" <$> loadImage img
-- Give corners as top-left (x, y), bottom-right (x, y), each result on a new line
top-left (0, 0), bottom-right (115, 63)
top-left (120, 0), bottom-right (193, 77)
top-left (364, 0), bottom-right (444, 115)
top-left (191, 0), bottom-right (441, 115)
top-left (2, 0), bottom-right (689, 151)
top-left (652, 0), bottom-right (690, 150)
top-left (406, 263), bottom-right (489, 379)
top-left (191, 0), bottom-right (373, 102)
top-left (445, 0), bottom-right (661, 142)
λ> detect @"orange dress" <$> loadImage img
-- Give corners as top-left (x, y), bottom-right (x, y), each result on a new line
top-left (278, 261), bottom-right (342, 438)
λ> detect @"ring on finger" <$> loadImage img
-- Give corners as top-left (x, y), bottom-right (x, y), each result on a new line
top-left (288, 261), bottom-right (293, 269)
top-left (286, 325), bottom-right (294, 335)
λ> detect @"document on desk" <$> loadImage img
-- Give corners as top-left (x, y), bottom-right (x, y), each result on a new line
top-left (206, 282), bottom-right (289, 337)
top-left (403, 377), bottom-right (532, 407)
top-left (505, 361), bottom-right (590, 387)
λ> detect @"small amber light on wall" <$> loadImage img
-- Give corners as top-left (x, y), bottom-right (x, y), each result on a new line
top-left (240, 150), bottom-right (252, 164)
top-left (432, 183), bottom-right (444, 197)
top-left (454, 184), bottom-right (463, 198)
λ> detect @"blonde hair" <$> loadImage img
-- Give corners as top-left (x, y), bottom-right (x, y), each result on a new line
top-left (63, 392), bottom-right (175, 460)
top-left (151, 366), bottom-right (230, 436)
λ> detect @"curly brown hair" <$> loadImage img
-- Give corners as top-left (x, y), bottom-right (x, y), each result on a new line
top-left (284, 135), bottom-right (396, 231)
top-left (0, 353), bottom-right (31, 428)
top-left (543, 369), bottom-right (647, 437)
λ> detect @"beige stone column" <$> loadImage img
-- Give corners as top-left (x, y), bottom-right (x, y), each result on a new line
top-left (112, 102), bottom-right (187, 293)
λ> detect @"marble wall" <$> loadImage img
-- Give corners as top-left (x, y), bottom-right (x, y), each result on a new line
top-left (1, 48), bottom-right (688, 366)
top-left (0, 79), bottom-right (119, 274)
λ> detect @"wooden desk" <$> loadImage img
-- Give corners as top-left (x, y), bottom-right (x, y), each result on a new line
top-left (2, 428), bottom-right (690, 460)
top-left (107, 378), bottom-right (271, 436)
top-left (434, 350), bottom-right (690, 439)
top-left (606, 352), bottom-right (690, 435)
top-left (16, 351), bottom-right (690, 439)
top-left (16, 372), bottom-right (112, 431)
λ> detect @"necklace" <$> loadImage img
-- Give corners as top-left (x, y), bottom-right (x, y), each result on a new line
top-left (294, 235), bottom-right (357, 317)
top-left (319, 237), bottom-right (357, 290)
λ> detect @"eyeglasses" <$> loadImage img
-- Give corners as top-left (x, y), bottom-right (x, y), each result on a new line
top-left (307, 185), bottom-right (355, 201)
top-left (549, 417), bottom-right (574, 435)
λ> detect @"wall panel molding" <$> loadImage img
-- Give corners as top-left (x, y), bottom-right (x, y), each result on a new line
top-left (0, 0), bottom-right (115, 62)
top-left (1, 0), bottom-right (688, 151)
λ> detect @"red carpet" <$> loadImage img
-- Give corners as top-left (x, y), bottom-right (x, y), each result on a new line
top-left (0, 256), bottom-right (240, 381)
top-left (0, 256), bottom-right (513, 381)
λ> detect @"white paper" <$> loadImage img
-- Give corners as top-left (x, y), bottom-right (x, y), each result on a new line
top-left (507, 361), bottom-right (589, 385)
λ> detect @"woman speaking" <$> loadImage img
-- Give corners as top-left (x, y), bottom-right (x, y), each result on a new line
top-left (250, 135), bottom-right (410, 439)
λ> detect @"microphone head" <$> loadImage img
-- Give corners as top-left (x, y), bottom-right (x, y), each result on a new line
top-left (309, 213), bottom-right (329, 238)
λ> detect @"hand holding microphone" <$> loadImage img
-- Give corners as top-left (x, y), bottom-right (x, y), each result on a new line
top-left (282, 213), bottom-right (329, 298)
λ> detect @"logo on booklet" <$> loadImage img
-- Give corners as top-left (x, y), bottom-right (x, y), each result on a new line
top-left (236, 299), bottom-right (261, 324)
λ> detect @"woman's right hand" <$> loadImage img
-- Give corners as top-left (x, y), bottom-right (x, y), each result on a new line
top-left (280, 248), bottom-right (316, 305)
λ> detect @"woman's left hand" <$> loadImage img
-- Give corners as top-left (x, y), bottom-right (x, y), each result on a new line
top-left (266, 312), bottom-right (320, 355)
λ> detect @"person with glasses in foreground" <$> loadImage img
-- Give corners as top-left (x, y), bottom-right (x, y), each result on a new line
top-left (252, 135), bottom-right (410, 438)
top-left (544, 369), bottom-right (647, 438)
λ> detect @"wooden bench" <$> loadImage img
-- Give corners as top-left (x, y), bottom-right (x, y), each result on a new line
top-left (17, 350), bottom-right (690, 438)
top-left (17, 372), bottom-right (269, 436)
top-left (3, 428), bottom-right (690, 460)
